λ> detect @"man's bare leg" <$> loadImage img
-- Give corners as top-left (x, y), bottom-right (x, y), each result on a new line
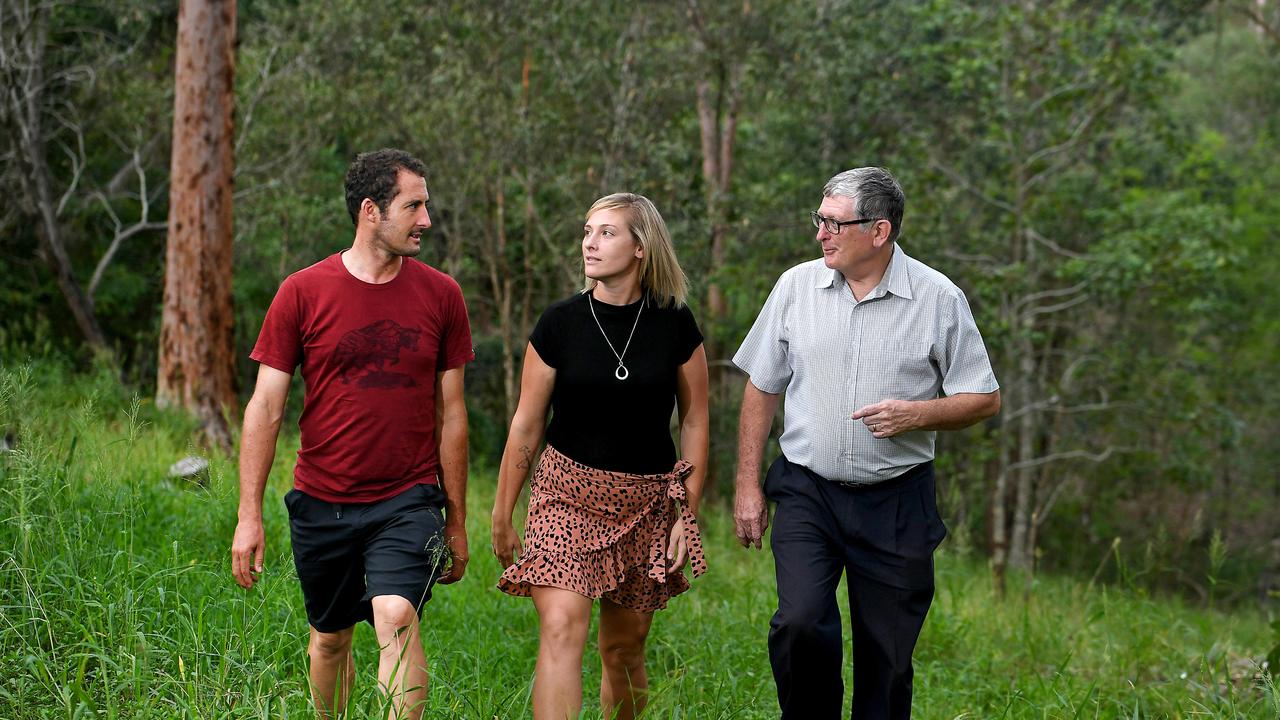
top-left (372, 595), bottom-right (429, 720)
top-left (308, 626), bottom-right (356, 718)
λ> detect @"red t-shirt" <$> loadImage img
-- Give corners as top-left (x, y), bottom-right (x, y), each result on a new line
top-left (251, 253), bottom-right (474, 503)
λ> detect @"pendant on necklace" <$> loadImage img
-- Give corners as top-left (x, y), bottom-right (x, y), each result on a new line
top-left (588, 291), bottom-right (643, 383)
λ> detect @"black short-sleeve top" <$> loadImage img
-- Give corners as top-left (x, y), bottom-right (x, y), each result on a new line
top-left (530, 291), bottom-right (703, 474)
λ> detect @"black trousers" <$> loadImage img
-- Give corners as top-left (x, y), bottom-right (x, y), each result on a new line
top-left (765, 456), bottom-right (945, 720)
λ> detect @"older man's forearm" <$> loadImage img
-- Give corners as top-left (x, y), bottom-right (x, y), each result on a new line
top-left (914, 390), bottom-right (1001, 431)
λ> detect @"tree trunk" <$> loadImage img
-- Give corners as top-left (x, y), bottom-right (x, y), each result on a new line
top-left (1009, 329), bottom-right (1037, 571)
top-left (694, 63), bottom-right (743, 500)
top-left (157, 0), bottom-right (238, 452)
top-left (695, 77), bottom-right (727, 344)
top-left (497, 181), bottom-right (516, 422)
top-left (521, 170), bottom-right (535, 360)
top-left (1009, 161), bottom-right (1036, 573)
top-left (31, 164), bottom-right (108, 351)
top-left (703, 64), bottom-right (741, 333)
top-left (691, 10), bottom-right (746, 364)
top-left (482, 179), bottom-right (517, 422)
top-left (13, 4), bottom-right (107, 350)
top-left (991, 417), bottom-right (1011, 597)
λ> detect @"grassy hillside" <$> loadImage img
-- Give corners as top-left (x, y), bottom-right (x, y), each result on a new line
top-left (0, 360), bottom-right (1275, 718)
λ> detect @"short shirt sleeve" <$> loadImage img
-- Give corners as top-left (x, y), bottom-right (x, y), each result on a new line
top-left (250, 277), bottom-right (303, 374)
top-left (731, 274), bottom-right (793, 394)
top-left (437, 276), bottom-right (476, 371)
top-left (675, 304), bottom-right (704, 364)
top-left (939, 289), bottom-right (999, 396)
top-left (529, 302), bottom-right (563, 368)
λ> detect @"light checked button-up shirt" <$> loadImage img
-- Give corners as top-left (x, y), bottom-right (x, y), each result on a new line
top-left (732, 244), bottom-right (999, 485)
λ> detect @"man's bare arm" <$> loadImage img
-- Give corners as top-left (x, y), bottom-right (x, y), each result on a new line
top-left (734, 379), bottom-right (782, 549)
top-left (232, 364), bottom-right (292, 589)
top-left (853, 390), bottom-right (1001, 438)
top-left (436, 366), bottom-right (469, 584)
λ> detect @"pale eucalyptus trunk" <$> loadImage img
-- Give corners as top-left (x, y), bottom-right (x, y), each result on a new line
top-left (157, 0), bottom-right (237, 452)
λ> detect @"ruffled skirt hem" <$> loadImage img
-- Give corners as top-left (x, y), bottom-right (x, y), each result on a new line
top-left (498, 548), bottom-right (691, 612)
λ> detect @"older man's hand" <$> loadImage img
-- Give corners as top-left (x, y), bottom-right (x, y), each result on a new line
top-left (853, 398), bottom-right (921, 438)
top-left (734, 480), bottom-right (770, 549)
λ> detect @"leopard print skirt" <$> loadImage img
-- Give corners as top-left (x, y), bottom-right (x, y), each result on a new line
top-left (497, 445), bottom-right (706, 612)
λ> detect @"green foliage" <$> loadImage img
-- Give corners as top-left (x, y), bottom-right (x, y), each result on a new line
top-left (1268, 621), bottom-right (1280, 682)
top-left (2, 0), bottom-right (1277, 609)
top-left (1, 361), bottom-right (1276, 718)
top-left (0, 0), bottom-right (174, 354)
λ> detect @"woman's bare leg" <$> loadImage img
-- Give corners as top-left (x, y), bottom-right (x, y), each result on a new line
top-left (598, 598), bottom-right (654, 719)
top-left (531, 586), bottom-right (594, 720)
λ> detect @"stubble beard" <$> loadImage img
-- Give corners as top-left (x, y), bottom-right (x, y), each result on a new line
top-left (375, 221), bottom-right (422, 258)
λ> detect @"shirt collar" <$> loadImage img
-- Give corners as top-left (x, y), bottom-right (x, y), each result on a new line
top-left (814, 243), bottom-right (915, 301)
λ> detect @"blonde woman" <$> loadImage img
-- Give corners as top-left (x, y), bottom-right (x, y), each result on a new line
top-left (491, 193), bottom-right (709, 720)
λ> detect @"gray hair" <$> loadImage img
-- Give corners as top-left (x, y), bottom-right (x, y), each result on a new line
top-left (823, 167), bottom-right (905, 243)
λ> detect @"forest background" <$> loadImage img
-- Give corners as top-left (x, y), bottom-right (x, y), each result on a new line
top-left (2, 0), bottom-right (1278, 622)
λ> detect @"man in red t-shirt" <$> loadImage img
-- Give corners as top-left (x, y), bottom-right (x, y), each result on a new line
top-left (230, 148), bottom-right (474, 718)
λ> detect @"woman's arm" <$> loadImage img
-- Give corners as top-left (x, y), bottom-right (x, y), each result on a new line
top-left (665, 343), bottom-right (710, 572)
top-left (675, 343), bottom-right (710, 515)
top-left (490, 342), bottom-right (556, 568)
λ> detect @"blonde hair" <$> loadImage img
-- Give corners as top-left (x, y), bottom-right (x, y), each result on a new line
top-left (583, 193), bottom-right (688, 309)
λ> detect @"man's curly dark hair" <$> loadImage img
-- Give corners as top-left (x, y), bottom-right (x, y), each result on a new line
top-left (343, 149), bottom-right (429, 226)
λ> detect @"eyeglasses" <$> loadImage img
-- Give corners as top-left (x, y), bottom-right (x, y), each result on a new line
top-left (810, 210), bottom-right (880, 235)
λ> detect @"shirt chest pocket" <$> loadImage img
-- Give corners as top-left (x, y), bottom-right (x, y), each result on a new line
top-left (862, 339), bottom-right (941, 400)
top-left (786, 320), bottom-right (854, 377)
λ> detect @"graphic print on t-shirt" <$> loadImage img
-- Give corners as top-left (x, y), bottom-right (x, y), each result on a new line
top-left (333, 319), bottom-right (423, 389)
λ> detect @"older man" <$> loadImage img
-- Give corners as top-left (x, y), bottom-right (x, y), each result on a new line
top-left (733, 167), bottom-right (1000, 719)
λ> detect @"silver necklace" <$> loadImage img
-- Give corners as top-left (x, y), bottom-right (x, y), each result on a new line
top-left (587, 291), bottom-right (645, 380)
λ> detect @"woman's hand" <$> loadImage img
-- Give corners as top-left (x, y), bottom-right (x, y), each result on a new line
top-left (491, 520), bottom-right (523, 569)
top-left (665, 517), bottom-right (689, 573)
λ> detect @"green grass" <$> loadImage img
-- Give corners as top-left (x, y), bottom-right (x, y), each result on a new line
top-left (0, 359), bottom-right (1275, 718)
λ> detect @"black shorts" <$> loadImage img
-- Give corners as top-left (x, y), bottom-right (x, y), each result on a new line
top-left (285, 483), bottom-right (448, 633)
